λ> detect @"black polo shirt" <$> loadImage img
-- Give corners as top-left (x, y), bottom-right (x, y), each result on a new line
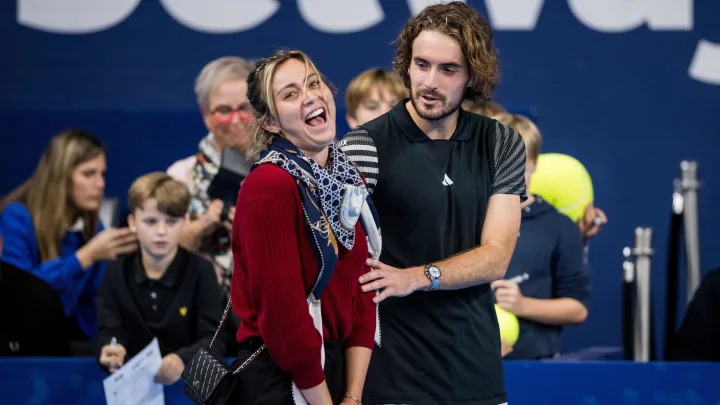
top-left (96, 248), bottom-right (224, 365)
top-left (340, 100), bottom-right (526, 405)
top-left (130, 256), bottom-right (181, 324)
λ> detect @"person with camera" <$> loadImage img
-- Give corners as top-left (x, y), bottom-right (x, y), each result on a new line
top-left (167, 56), bottom-right (255, 293)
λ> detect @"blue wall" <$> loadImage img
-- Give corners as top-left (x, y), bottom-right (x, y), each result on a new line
top-left (3, 358), bottom-right (720, 405)
top-left (1, 0), bottom-right (719, 355)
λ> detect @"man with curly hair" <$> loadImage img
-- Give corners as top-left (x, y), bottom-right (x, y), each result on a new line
top-left (339, 2), bottom-right (526, 404)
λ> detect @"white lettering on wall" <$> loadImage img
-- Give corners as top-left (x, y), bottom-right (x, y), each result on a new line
top-left (17, 0), bottom-right (697, 34)
top-left (298, 0), bottom-right (384, 34)
top-left (689, 40), bottom-right (720, 85)
top-left (484, 0), bottom-right (544, 30)
top-left (158, 0), bottom-right (279, 34)
top-left (567, 0), bottom-right (693, 33)
top-left (407, 0), bottom-right (466, 16)
top-left (18, 0), bottom-right (140, 34)
top-left (14, 0), bottom-right (716, 86)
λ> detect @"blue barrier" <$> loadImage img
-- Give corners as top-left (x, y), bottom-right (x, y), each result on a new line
top-left (2, 358), bottom-right (719, 405)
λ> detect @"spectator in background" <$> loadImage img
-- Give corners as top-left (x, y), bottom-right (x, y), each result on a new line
top-left (97, 172), bottom-right (222, 384)
top-left (0, 130), bottom-right (137, 355)
top-left (345, 68), bottom-right (408, 129)
top-left (466, 101), bottom-right (608, 240)
top-left (167, 56), bottom-right (255, 294)
top-left (492, 115), bottom-right (589, 359)
top-left (463, 99), bottom-right (507, 120)
top-left (0, 234), bottom-right (71, 356)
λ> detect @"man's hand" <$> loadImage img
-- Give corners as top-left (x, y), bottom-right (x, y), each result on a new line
top-left (99, 344), bottom-right (126, 373)
top-left (154, 353), bottom-right (185, 385)
top-left (360, 258), bottom-right (430, 304)
top-left (578, 201), bottom-right (607, 240)
top-left (491, 279), bottom-right (527, 316)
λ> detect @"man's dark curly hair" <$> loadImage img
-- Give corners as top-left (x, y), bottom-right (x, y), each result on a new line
top-left (393, 1), bottom-right (500, 103)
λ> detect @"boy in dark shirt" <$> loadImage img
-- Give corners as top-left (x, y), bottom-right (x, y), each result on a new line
top-left (97, 172), bottom-right (223, 385)
top-left (492, 115), bottom-right (590, 360)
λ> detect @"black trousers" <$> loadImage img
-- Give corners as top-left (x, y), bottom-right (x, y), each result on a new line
top-left (227, 338), bottom-right (345, 404)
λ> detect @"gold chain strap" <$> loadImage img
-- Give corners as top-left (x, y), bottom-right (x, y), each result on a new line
top-left (232, 344), bottom-right (267, 375)
top-left (208, 299), bottom-right (232, 349)
top-left (209, 298), bottom-right (268, 375)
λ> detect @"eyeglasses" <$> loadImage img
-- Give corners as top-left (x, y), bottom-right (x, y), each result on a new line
top-left (210, 104), bottom-right (254, 124)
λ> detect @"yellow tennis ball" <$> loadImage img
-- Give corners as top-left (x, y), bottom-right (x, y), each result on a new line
top-left (495, 304), bottom-right (519, 346)
top-left (529, 153), bottom-right (594, 223)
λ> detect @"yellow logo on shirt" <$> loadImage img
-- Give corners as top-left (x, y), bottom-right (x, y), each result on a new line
top-left (179, 306), bottom-right (188, 316)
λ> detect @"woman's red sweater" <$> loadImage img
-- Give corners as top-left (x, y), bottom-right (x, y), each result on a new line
top-left (231, 164), bottom-right (375, 389)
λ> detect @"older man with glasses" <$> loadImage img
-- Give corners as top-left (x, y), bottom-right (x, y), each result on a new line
top-left (167, 56), bottom-right (255, 357)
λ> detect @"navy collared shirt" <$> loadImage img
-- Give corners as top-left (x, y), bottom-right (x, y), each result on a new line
top-left (503, 197), bottom-right (589, 360)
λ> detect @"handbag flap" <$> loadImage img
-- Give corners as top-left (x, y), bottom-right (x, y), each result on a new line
top-left (182, 348), bottom-right (229, 401)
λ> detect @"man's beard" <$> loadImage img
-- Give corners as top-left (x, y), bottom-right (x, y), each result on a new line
top-left (410, 87), bottom-right (463, 121)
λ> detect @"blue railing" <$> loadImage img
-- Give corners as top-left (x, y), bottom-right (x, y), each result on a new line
top-left (2, 357), bottom-right (719, 405)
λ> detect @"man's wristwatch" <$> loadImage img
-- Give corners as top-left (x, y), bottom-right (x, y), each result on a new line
top-left (424, 264), bottom-right (442, 291)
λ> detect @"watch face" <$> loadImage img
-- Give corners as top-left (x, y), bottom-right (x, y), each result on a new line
top-left (429, 267), bottom-right (441, 278)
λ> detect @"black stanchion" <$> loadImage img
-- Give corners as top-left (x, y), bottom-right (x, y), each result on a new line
top-left (622, 248), bottom-right (635, 360)
top-left (664, 208), bottom-right (683, 359)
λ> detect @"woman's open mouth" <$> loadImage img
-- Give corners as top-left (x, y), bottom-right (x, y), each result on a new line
top-left (304, 107), bottom-right (327, 127)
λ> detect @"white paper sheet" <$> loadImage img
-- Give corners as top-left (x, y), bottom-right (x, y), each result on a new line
top-left (102, 338), bottom-right (165, 405)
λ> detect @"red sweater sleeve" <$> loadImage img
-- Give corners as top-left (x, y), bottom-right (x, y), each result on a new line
top-left (236, 167), bottom-right (325, 389)
top-left (346, 266), bottom-right (377, 350)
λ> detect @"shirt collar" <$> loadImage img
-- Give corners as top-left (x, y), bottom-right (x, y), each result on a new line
top-left (389, 98), bottom-right (471, 143)
top-left (68, 217), bottom-right (84, 232)
top-left (133, 248), bottom-right (187, 288)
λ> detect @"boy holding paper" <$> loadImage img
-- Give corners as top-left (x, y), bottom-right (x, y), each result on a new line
top-left (96, 172), bottom-right (223, 385)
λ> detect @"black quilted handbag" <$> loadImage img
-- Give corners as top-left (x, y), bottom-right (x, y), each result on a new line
top-left (181, 299), bottom-right (266, 405)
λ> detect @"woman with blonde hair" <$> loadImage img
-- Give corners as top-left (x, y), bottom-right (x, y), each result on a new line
top-left (224, 50), bottom-right (381, 405)
top-left (0, 130), bottom-right (137, 351)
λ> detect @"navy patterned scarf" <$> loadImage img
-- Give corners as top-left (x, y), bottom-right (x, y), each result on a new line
top-left (252, 136), bottom-right (381, 297)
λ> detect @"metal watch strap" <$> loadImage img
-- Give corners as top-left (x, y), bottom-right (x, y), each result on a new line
top-left (425, 264), bottom-right (441, 291)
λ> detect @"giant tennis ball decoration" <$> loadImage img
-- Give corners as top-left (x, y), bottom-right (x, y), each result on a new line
top-left (529, 153), bottom-right (594, 223)
top-left (495, 304), bottom-right (519, 346)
